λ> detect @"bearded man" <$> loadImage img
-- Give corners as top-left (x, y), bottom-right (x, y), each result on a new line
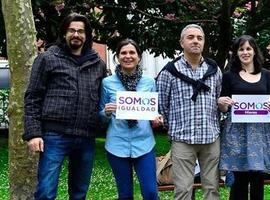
top-left (23, 13), bottom-right (107, 199)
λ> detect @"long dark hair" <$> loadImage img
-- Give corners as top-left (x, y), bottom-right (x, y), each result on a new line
top-left (113, 39), bottom-right (142, 64)
top-left (56, 13), bottom-right (93, 50)
top-left (229, 35), bottom-right (264, 74)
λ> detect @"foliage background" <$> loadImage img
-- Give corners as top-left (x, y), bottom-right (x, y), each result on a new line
top-left (0, 0), bottom-right (269, 67)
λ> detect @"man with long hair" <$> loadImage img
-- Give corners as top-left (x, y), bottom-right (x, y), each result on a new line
top-left (23, 13), bottom-right (106, 199)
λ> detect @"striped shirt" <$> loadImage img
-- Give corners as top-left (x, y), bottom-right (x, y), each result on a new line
top-left (157, 56), bottom-right (222, 144)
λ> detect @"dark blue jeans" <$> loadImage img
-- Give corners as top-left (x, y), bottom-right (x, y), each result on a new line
top-left (107, 149), bottom-right (158, 200)
top-left (34, 132), bottom-right (95, 200)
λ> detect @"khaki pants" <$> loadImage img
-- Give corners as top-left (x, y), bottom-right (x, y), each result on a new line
top-left (171, 138), bottom-right (220, 200)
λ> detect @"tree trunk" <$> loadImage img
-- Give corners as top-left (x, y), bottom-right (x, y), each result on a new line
top-left (216, 0), bottom-right (233, 70)
top-left (1, 1), bottom-right (38, 199)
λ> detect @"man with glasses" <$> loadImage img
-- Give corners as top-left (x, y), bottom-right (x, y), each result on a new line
top-left (23, 13), bottom-right (106, 199)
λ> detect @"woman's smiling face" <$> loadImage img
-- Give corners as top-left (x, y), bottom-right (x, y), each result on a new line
top-left (237, 41), bottom-right (255, 67)
top-left (117, 43), bottom-right (140, 73)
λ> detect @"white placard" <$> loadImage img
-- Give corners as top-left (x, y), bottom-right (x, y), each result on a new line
top-left (231, 95), bottom-right (270, 123)
top-left (116, 91), bottom-right (158, 120)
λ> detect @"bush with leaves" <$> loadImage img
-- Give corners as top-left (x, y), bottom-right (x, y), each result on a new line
top-left (0, 89), bottom-right (9, 128)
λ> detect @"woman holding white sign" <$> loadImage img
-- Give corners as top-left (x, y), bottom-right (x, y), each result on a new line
top-left (218, 35), bottom-right (270, 200)
top-left (99, 39), bottom-right (163, 200)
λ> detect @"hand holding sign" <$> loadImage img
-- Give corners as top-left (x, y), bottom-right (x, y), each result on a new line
top-left (218, 96), bottom-right (234, 112)
top-left (151, 114), bottom-right (164, 128)
top-left (105, 103), bottom-right (117, 116)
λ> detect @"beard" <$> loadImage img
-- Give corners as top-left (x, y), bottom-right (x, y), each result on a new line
top-left (68, 38), bottom-right (84, 50)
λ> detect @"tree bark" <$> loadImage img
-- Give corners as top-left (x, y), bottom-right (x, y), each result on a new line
top-left (1, 0), bottom-right (38, 199)
top-left (216, 0), bottom-right (233, 70)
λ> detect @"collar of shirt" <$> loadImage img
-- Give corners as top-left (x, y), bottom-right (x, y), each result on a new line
top-left (175, 56), bottom-right (209, 79)
top-left (180, 55), bottom-right (204, 70)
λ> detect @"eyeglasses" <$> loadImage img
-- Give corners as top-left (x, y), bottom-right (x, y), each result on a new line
top-left (67, 28), bottom-right (85, 35)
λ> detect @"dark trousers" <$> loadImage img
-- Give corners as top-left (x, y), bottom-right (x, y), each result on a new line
top-left (107, 150), bottom-right (158, 200)
top-left (230, 171), bottom-right (264, 200)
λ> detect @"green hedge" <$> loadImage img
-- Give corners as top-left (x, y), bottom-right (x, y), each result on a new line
top-left (0, 89), bottom-right (9, 128)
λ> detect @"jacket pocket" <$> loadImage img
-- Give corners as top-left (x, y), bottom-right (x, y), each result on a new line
top-left (42, 89), bottom-right (76, 122)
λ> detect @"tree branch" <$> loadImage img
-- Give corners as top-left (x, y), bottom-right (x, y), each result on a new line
top-left (93, 3), bottom-right (217, 24)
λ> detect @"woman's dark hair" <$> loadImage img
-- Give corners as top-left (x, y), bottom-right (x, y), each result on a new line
top-left (113, 39), bottom-right (142, 64)
top-left (229, 35), bottom-right (264, 74)
top-left (56, 13), bottom-right (93, 50)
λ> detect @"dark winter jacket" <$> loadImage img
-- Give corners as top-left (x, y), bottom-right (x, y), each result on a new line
top-left (23, 45), bottom-right (107, 141)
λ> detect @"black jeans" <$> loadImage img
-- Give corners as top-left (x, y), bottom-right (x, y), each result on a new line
top-left (229, 171), bottom-right (264, 200)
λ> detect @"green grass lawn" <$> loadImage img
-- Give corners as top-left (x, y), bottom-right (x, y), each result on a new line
top-left (0, 135), bottom-right (8, 200)
top-left (1, 133), bottom-right (270, 199)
